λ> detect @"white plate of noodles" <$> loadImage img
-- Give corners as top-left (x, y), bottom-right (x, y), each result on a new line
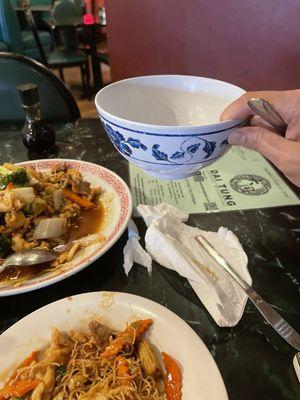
top-left (0, 160), bottom-right (132, 296)
top-left (0, 292), bottom-right (228, 400)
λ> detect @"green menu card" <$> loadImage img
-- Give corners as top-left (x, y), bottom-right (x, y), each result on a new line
top-left (129, 146), bottom-right (300, 214)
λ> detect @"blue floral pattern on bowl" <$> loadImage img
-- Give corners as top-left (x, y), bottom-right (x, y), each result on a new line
top-left (104, 123), bottom-right (148, 156)
top-left (103, 121), bottom-right (219, 165)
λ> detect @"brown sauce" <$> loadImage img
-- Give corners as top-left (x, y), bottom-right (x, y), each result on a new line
top-left (0, 263), bottom-right (50, 284)
top-left (69, 201), bottom-right (105, 240)
top-left (0, 202), bottom-right (106, 284)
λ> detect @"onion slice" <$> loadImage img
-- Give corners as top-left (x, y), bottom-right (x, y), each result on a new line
top-left (12, 187), bottom-right (35, 204)
top-left (53, 189), bottom-right (65, 211)
top-left (77, 233), bottom-right (105, 248)
top-left (33, 218), bottom-right (67, 240)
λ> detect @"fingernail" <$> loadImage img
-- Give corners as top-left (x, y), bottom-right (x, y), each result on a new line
top-left (228, 130), bottom-right (246, 145)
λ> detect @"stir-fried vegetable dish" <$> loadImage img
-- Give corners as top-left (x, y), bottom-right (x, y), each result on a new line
top-left (0, 319), bottom-right (182, 400)
top-left (0, 162), bottom-right (105, 285)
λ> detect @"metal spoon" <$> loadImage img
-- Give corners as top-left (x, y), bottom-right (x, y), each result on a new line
top-left (0, 242), bottom-right (72, 273)
top-left (0, 249), bottom-right (58, 273)
top-left (247, 98), bottom-right (287, 136)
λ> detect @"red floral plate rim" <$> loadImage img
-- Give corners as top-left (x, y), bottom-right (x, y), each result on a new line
top-left (0, 159), bottom-right (132, 296)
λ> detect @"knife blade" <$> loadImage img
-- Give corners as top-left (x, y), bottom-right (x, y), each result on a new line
top-left (196, 234), bottom-right (300, 351)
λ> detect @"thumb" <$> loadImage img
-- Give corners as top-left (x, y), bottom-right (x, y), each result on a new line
top-left (228, 126), bottom-right (291, 172)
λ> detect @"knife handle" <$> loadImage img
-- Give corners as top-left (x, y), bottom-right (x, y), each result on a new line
top-left (196, 235), bottom-right (250, 291)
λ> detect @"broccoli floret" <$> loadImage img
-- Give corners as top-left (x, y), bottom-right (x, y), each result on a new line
top-left (0, 175), bottom-right (10, 190)
top-left (10, 169), bottom-right (28, 187)
top-left (0, 166), bottom-right (11, 189)
top-left (55, 365), bottom-right (66, 382)
top-left (0, 166), bottom-right (10, 175)
top-left (0, 168), bottom-right (29, 189)
top-left (0, 234), bottom-right (11, 258)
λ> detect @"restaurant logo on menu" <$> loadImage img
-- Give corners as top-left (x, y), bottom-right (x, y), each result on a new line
top-left (209, 170), bottom-right (236, 206)
top-left (230, 174), bottom-right (272, 196)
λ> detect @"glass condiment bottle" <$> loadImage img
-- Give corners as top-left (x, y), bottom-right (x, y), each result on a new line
top-left (17, 83), bottom-right (56, 151)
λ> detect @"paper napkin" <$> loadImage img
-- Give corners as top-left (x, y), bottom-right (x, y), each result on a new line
top-left (123, 204), bottom-right (252, 327)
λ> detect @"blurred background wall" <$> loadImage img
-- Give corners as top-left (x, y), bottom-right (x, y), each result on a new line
top-left (105, 0), bottom-right (300, 90)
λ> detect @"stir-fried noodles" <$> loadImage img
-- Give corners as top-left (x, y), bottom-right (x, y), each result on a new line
top-left (0, 319), bottom-right (182, 400)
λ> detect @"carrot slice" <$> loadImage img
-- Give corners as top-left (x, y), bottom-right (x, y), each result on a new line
top-left (6, 182), bottom-right (14, 190)
top-left (8, 351), bottom-right (38, 382)
top-left (162, 352), bottom-right (182, 400)
top-left (102, 319), bottom-right (153, 358)
top-left (20, 351), bottom-right (38, 368)
top-left (116, 356), bottom-right (130, 377)
top-left (131, 319), bottom-right (153, 338)
top-left (0, 379), bottom-right (40, 400)
top-left (63, 189), bottom-right (94, 209)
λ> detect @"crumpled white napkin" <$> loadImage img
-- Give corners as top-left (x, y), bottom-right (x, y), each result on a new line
top-left (123, 204), bottom-right (252, 327)
top-left (123, 219), bottom-right (152, 275)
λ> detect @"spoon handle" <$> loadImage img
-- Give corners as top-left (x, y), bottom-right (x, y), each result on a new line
top-left (247, 98), bottom-right (287, 136)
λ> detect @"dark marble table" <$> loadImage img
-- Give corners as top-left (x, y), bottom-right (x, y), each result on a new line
top-left (0, 119), bottom-right (299, 400)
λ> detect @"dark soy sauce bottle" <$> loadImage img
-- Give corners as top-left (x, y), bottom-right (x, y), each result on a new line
top-left (18, 83), bottom-right (56, 151)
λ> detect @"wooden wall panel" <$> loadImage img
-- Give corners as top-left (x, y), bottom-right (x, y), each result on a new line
top-left (105, 0), bottom-right (300, 90)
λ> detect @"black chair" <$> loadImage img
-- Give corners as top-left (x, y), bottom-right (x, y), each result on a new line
top-left (79, 23), bottom-right (110, 92)
top-left (96, 52), bottom-right (109, 68)
top-left (0, 0), bottom-right (52, 59)
top-left (0, 52), bottom-right (80, 122)
top-left (23, 1), bottom-right (90, 98)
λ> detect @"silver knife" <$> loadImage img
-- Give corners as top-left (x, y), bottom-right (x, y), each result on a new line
top-left (196, 234), bottom-right (300, 351)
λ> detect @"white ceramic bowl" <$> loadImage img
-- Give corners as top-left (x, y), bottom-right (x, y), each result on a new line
top-left (95, 75), bottom-right (245, 180)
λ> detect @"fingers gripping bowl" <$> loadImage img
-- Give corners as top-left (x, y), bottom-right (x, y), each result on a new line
top-left (95, 75), bottom-right (245, 180)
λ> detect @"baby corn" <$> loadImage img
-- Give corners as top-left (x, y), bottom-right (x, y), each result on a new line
top-left (138, 340), bottom-right (162, 379)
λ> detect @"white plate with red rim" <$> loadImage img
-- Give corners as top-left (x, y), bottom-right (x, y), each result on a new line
top-left (0, 159), bottom-right (132, 296)
top-left (0, 291), bottom-right (228, 399)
